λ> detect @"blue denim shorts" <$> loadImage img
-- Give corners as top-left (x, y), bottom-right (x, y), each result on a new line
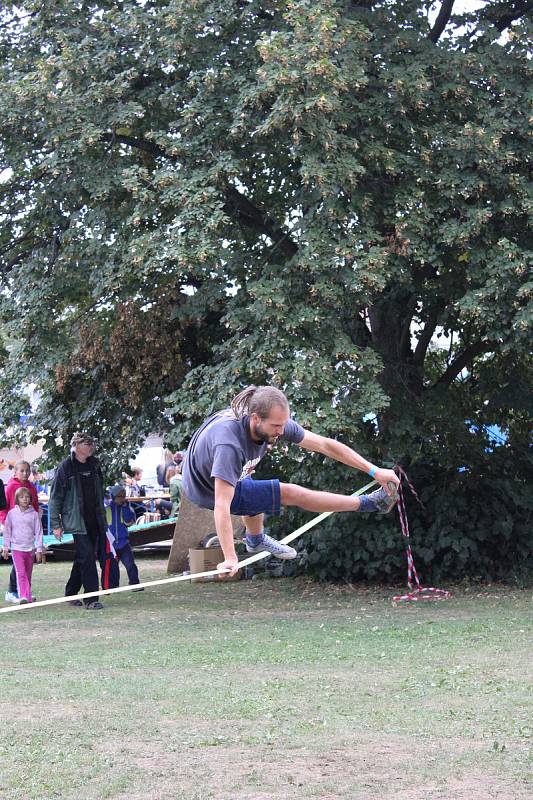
top-left (230, 477), bottom-right (281, 517)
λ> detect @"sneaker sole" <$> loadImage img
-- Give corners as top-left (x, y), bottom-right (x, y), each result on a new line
top-left (245, 546), bottom-right (297, 560)
top-left (379, 481), bottom-right (399, 514)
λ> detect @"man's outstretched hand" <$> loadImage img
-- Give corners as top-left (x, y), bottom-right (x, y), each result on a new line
top-left (375, 468), bottom-right (400, 494)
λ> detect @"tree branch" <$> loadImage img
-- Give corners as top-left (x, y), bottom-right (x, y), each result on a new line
top-left (223, 185), bottom-right (298, 259)
top-left (0, 9), bottom-right (38, 31)
top-left (398, 297), bottom-right (417, 358)
top-left (484, 0), bottom-right (533, 32)
top-left (0, 225), bottom-right (38, 258)
top-left (101, 132), bottom-right (165, 159)
top-left (348, 0), bottom-right (375, 9)
top-left (234, 0), bottom-right (275, 20)
top-left (432, 340), bottom-right (493, 389)
top-left (413, 306), bottom-right (443, 368)
top-left (428, 0), bottom-right (456, 43)
top-left (101, 132), bottom-right (299, 259)
top-left (3, 246), bottom-right (42, 275)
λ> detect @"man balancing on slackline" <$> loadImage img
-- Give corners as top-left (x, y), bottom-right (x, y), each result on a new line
top-left (182, 386), bottom-right (400, 577)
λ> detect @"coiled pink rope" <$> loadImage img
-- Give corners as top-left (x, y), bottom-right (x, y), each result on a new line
top-left (392, 466), bottom-right (451, 603)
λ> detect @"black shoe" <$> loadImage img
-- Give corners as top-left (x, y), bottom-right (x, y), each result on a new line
top-left (68, 599), bottom-right (83, 607)
top-left (85, 601), bottom-right (104, 609)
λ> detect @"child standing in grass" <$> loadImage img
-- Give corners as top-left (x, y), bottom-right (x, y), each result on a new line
top-left (0, 460), bottom-right (40, 603)
top-left (100, 485), bottom-right (142, 591)
top-left (2, 487), bottom-right (43, 604)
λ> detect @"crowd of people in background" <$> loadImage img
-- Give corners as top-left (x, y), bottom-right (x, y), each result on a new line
top-left (0, 434), bottom-right (183, 609)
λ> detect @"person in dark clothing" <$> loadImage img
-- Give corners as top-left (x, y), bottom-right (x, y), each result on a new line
top-left (101, 485), bottom-right (142, 591)
top-left (49, 432), bottom-right (107, 610)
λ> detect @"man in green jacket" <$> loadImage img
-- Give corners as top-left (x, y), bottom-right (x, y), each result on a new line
top-left (49, 432), bottom-right (107, 610)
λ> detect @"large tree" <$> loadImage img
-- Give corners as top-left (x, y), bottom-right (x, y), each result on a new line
top-left (1, 1), bottom-right (531, 576)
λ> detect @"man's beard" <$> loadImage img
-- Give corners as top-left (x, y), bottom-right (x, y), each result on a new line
top-left (252, 421), bottom-right (278, 445)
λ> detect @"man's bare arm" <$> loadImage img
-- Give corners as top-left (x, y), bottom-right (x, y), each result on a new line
top-left (298, 430), bottom-right (399, 493)
top-left (214, 478), bottom-right (239, 576)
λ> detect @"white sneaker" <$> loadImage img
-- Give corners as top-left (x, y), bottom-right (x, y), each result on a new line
top-left (4, 591), bottom-right (20, 604)
top-left (245, 534), bottom-right (297, 560)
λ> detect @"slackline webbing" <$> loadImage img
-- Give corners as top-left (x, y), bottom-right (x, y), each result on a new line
top-left (0, 480), bottom-right (378, 615)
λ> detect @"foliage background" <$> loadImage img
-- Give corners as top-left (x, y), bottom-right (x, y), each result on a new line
top-left (0, 0), bottom-right (531, 580)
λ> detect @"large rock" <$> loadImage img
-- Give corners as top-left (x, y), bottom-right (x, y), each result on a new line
top-left (167, 494), bottom-right (243, 573)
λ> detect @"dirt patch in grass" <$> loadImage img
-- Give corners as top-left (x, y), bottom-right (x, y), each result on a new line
top-left (4, 700), bottom-right (80, 723)
top-left (95, 729), bottom-right (529, 800)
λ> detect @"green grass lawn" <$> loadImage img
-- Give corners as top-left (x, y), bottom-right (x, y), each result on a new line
top-left (1, 558), bottom-right (531, 800)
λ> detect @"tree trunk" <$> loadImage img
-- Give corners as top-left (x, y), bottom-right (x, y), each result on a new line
top-left (368, 298), bottom-right (424, 456)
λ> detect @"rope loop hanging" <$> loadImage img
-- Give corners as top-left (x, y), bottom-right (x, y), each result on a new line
top-left (392, 466), bottom-right (451, 603)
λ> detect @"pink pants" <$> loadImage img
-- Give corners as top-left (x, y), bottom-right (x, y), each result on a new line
top-left (12, 550), bottom-right (34, 602)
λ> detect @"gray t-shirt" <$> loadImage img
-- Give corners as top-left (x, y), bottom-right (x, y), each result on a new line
top-left (182, 410), bottom-right (305, 510)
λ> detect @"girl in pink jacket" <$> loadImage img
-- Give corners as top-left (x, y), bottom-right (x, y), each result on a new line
top-left (1, 460), bottom-right (40, 603)
top-left (2, 487), bottom-right (43, 604)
